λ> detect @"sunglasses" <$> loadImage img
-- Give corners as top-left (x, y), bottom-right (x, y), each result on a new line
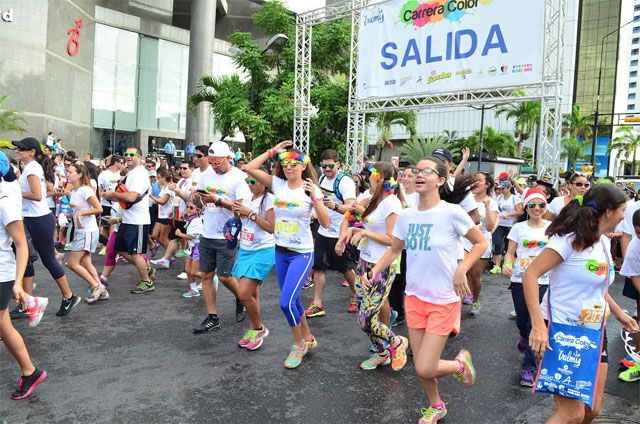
top-left (209, 157), bottom-right (228, 166)
top-left (146, 165), bottom-right (154, 169)
top-left (123, 152), bottom-right (140, 158)
top-left (527, 202), bottom-right (547, 209)
top-left (180, 167), bottom-right (189, 171)
top-left (410, 167), bottom-right (440, 177)
top-left (320, 163), bottom-right (336, 169)
top-left (245, 178), bottom-right (258, 185)
top-left (573, 182), bottom-right (590, 188)
top-left (187, 205), bottom-right (200, 211)
top-left (195, 154), bottom-right (205, 159)
top-left (281, 160), bottom-right (303, 168)
top-left (64, 163), bottom-right (72, 167)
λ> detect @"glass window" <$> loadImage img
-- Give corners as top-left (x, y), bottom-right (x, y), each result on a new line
top-left (632, 60), bottom-right (639, 67)
top-left (630, 93), bottom-right (637, 100)
top-left (631, 82), bottom-right (637, 89)
top-left (629, 104), bottom-right (636, 110)
top-left (633, 49), bottom-right (639, 55)
top-left (632, 71), bottom-right (638, 78)
top-left (633, 38), bottom-right (639, 44)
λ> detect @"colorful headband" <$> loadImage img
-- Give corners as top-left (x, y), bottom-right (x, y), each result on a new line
top-left (344, 209), bottom-right (364, 228)
top-left (369, 167), bottom-right (381, 183)
top-left (278, 151), bottom-right (310, 164)
top-left (384, 177), bottom-right (398, 195)
top-left (574, 195), bottom-right (584, 206)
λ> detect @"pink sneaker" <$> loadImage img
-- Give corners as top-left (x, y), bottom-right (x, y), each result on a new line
top-left (238, 330), bottom-right (253, 348)
top-left (99, 276), bottom-right (109, 286)
top-left (246, 326), bottom-right (269, 351)
top-left (26, 297), bottom-right (48, 327)
top-left (342, 280), bottom-right (349, 287)
top-left (149, 242), bottom-right (159, 258)
top-left (462, 293), bottom-right (474, 305)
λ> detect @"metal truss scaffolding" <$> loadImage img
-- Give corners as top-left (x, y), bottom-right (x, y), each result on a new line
top-left (294, 0), bottom-right (565, 176)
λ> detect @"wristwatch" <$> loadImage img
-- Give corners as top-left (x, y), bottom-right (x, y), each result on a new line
top-left (333, 203), bottom-right (339, 212)
top-left (249, 212), bottom-right (257, 221)
top-left (214, 197), bottom-right (222, 207)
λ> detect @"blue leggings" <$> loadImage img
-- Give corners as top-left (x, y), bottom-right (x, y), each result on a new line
top-left (275, 250), bottom-right (314, 327)
top-left (24, 214), bottom-right (65, 280)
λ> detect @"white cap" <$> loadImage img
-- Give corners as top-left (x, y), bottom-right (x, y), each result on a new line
top-left (208, 141), bottom-right (232, 158)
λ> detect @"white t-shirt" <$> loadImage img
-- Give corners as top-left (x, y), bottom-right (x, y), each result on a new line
top-left (98, 169), bottom-right (121, 207)
top-left (111, 202), bottom-right (122, 232)
top-left (317, 174), bottom-right (356, 238)
top-left (359, 195), bottom-right (402, 264)
top-left (196, 166), bottom-right (251, 240)
top-left (498, 194), bottom-right (521, 227)
top-left (403, 191), bottom-right (419, 209)
top-left (185, 216), bottom-right (204, 248)
top-left (157, 186), bottom-right (174, 219)
top-left (462, 198), bottom-right (498, 254)
top-left (20, 161), bottom-right (50, 217)
top-left (393, 201), bottom-right (475, 304)
top-left (172, 177), bottom-right (196, 220)
top-left (547, 196), bottom-right (567, 216)
top-left (357, 190), bottom-right (371, 203)
top-left (70, 185), bottom-right (98, 231)
top-left (272, 176), bottom-right (322, 251)
top-left (541, 234), bottom-right (613, 328)
top-left (46, 174), bottom-right (58, 209)
top-left (121, 164), bottom-right (150, 225)
top-left (621, 200), bottom-right (640, 238)
top-left (620, 236), bottom-right (640, 277)
top-left (239, 193), bottom-right (276, 251)
top-left (507, 220), bottom-right (551, 284)
top-left (0, 181), bottom-right (22, 281)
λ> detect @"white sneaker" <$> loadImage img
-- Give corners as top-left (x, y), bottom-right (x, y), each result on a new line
top-left (470, 302), bottom-right (482, 316)
top-left (196, 281), bottom-right (202, 290)
top-left (150, 258), bottom-right (170, 269)
top-left (177, 272), bottom-right (188, 280)
top-left (509, 310), bottom-right (517, 319)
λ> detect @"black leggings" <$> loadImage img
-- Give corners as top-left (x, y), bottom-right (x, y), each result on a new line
top-left (389, 249), bottom-right (407, 319)
top-left (24, 214), bottom-right (65, 280)
top-left (492, 225), bottom-right (511, 256)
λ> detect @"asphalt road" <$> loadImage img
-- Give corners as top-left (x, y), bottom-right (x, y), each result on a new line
top-left (0, 253), bottom-right (638, 423)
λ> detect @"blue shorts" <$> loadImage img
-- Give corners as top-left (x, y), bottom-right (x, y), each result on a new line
top-left (231, 247), bottom-right (276, 283)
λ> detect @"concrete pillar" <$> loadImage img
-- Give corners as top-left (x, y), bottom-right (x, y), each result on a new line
top-left (185, 0), bottom-right (216, 146)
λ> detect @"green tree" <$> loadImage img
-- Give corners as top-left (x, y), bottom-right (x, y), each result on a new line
top-left (373, 111), bottom-right (417, 160)
top-left (495, 101), bottom-right (539, 158)
top-left (399, 135), bottom-right (458, 165)
top-left (522, 146), bottom-right (534, 167)
top-left (0, 95), bottom-right (27, 135)
top-left (455, 126), bottom-right (518, 158)
top-left (562, 104), bottom-right (593, 141)
top-left (608, 126), bottom-right (640, 175)
top-left (560, 137), bottom-right (590, 171)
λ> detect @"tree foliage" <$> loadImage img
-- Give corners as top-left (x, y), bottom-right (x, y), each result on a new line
top-left (0, 95), bottom-right (27, 136)
top-left (608, 126), bottom-right (640, 175)
top-left (453, 126), bottom-right (518, 158)
top-left (495, 101), bottom-right (540, 158)
top-left (373, 111), bottom-right (417, 160)
top-left (399, 135), bottom-right (458, 165)
top-left (560, 137), bottom-right (590, 172)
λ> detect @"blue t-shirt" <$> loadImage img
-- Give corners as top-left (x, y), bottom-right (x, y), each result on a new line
top-left (185, 144), bottom-right (195, 154)
top-left (152, 181), bottom-right (160, 197)
top-left (164, 143), bottom-right (175, 154)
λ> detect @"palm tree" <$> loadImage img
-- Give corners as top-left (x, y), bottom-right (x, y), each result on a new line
top-left (495, 101), bottom-right (539, 158)
top-left (443, 129), bottom-right (459, 143)
top-left (609, 126), bottom-right (640, 175)
top-left (399, 135), bottom-right (459, 165)
top-left (373, 111), bottom-right (417, 160)
top-left (560, 137), bottom-right (590, 171)
top-left (458, 126), bottom-right (518, 158)
top-left (562, 104), bottom-right (593, 141)
top-left (0, 95), bottom-right (27, 135)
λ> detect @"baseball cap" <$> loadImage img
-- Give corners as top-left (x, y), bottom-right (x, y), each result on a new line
top-left (432, 148), bottom-right (453, 162)
top-left (498, 172), bottom-right (509, 180)
top-left (501, 180), bottom-right (513, 188)
top-left (148, 170), bottom-right (157, 177)
top-left (223, 217), bottom-right (242, 249)
top-left (516, 177), bottom-right (527, 185)
top-left (12, 137), bottom-right (42, 154)
top-left (208, 141), bottom-right (233, 158)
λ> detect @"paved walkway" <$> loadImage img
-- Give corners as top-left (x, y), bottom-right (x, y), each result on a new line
top-left (1, 255), bottom-right (638, 423)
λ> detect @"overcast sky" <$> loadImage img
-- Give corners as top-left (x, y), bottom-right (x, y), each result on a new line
top-left (282, 0), bottom-right (326, 14)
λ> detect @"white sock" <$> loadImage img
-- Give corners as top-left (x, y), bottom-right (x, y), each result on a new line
top-left (100, 274), bottom-right (108, 281)
top-left (190, 282), bottom-right (198, 291)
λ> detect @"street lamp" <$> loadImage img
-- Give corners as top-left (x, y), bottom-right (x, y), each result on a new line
top-left (592, 18), bottom-right (635, 174)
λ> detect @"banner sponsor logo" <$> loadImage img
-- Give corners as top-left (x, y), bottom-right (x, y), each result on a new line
top-left (552, 332), bottom-right (598, 351)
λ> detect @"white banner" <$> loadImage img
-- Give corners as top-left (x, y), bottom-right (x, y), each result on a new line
top-left (356, 0), bottom-right (544, 100)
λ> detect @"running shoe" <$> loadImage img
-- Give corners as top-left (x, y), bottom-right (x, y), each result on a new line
top-left (182, 289), bottom-right (200, 298)
top-left (520, 369), bottom-right (535, 387)
top-left (196, 281), bottom-right (203, 290)
top-left (147, 266), bottom-right (157, 281)
top-left (305, 303), bottom-right (325, 318)
top-left (86, 284), bottom-right (105, 304)
top-left (236, 299), bottom-right (246, 323)
top-left (390, 309), bottom-right (398, 327)
top-left (348, 293), bottom-right (357, 313)
top-left (509, 310), bottom-right (517, 319)
top-left (98, 246), bottom-right (106, 256)
top-left (238, 329), bottom-right (254, 348)
top-left (56, 295), bottom-right (81, 316)
top-left (150, 258), bottom-right (170, 269)
top-left (393, 315), bottom-right (405, 327)
top-left (618, 362), bottom-right (640, 382)
top-left (26, 297), bottom-right (48, 327)
top-left (419, 404), bottom-right (447, 424)
top-left (99, 289), bottom-right (110, 301)
top-left (619, 354), bottom-right (636, 369)
top-left (369, 341), bottom-right (390, 353)
top-left (99, 276), bottom-right (109, 286)
top-left (453, 349), bottom-right (476, 387)
top-left (169, 258), bottom-right (176, 265)
top-left (360, 352), bottom-right (391, 370)
top-left (303, 276), bottom-right (314, 289)
top-left (284, 344), bottom-right (308, 369)
top-left (117, 255), bottom-right (128, 264)
top-left (342, 279), bottom-right (349, 287)
top-left (10, 304), bottom-right (27, 320)
top-left (55, 252), bottom-right (65, 262)
top-left (462, 293), bottom-right (474, 305)
top-left (305, 335), bottom-right (318, 350)
top-left (517, 335), bottom-right (527, 353)
top-left (175, 249), bottom-right (187, 258)
top-left (193, 315), bottom-right (220, 334)
top-left (389, 335), bottom-right (409, 371)
top-left (469, 302), bottom-right (482, 316)
top-left (149, 241), bottom-right (159, 258)
top-left (11, 368), bottom-right (47, 400)
top-left (130, 280), bottom-right (155, 294)
top-left (489, 266), bottom-right (501, 274)
top-left (177, 272), bottom-right (188, 280)
top-left (246, 326), bottom-right (269, 351)
top-left (64, 243), bottom-right (73, 251)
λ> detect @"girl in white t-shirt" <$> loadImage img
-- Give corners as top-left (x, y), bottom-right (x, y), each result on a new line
top-left (229, 173), bottom-right (276, 351)
top-left (463, 172), bottom-right (498, 316)
top-left (502, 188), bottom-right (551, 387)
top-left (149, 169), bottom-right (173, 252)
top-left (364, 157), bottom-right (487, 424)
top-left (544, 172), bottom-right (590, 220)
top-left (65, 164), bottom-right (106, 304)
top-left (490, 181), bottom-right (523, 274)
top-left (175, 199), bottom-right (205, 298)
top-left (337, 162), bottom-right (408, 371)
top-left (245, 140), bottom-right (330, 369)
top-left (524, 184), bottom-right (639, 423)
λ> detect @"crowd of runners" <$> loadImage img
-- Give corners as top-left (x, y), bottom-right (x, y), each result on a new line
top-left (1, 136), bottom-right (639, 423)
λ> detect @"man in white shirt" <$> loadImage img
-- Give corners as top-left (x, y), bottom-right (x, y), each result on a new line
top-left (306, 149), bottom-right (358, 318)
top-left (192, 141), bottom-right (251, 333)
top-left (102, 147), bottom-right (153, 294)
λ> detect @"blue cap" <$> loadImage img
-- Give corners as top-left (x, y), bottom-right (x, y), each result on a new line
top-left (223, 217), bottom-right (242, 249)
top-left (0, 151), bottom-right (10, 177)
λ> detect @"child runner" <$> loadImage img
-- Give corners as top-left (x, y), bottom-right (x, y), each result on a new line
top-left (363, 157), bottom-right (485, 424)
top-left (230, 173), bottom-right (276, 350)
top-left (502, 189), bottom-right (551, 387)
top-left (65, 164), bottom-right (107, 303)
top-left (149, 169), bottom-right (173, 257)
top-left (176, 200), bottom-right (205, 298)
top-left (337, 162), bottom-right (408, 371)
top-left (524, 184), bottom-right (639, 423)
top-left (245, 140), bottom-right (330, 368)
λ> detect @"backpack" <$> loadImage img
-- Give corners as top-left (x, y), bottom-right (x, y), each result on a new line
top-left (319, 172), bottom-right (347, 203)
top-left (115, 175), bottom-right (147, 209)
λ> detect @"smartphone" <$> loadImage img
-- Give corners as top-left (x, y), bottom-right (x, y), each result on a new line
top-left (196, 189), bottom-right (208, 194)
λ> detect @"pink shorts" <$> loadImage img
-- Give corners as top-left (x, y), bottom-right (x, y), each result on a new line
top-left (405, 295), bottom-right (461, 336)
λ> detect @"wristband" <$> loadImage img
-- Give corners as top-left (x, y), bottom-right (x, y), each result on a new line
top-left (312, 197), bottom-right (323, 204)
top-left (503, 261), bottom-right (513, 267)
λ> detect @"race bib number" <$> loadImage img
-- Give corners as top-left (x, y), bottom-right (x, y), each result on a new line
top-left (276, 220), bottom-right (298, 234)
top-left (239, 229), bottom-right (254, 242)
top-left (578, 299), bottom-right (608, 329)
top-left (519, 257), bottom-right (535, 269)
